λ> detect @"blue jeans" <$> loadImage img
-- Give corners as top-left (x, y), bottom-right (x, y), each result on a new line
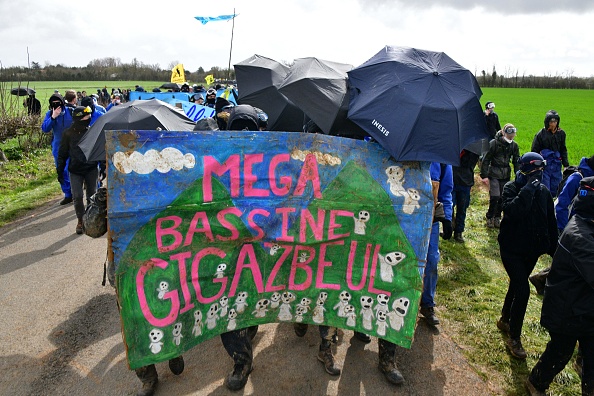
top-left (421, 222), bottom-right (440, 308)
top-left (452, 185), bottom-right (471, 233)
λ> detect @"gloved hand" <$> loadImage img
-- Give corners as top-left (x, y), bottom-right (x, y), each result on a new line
top-left (528, 173), bottom-right (540, 188)
top-left (57, 168), bottom-right (65, 185)
top-left (440, 219), bottom-right (453, 240)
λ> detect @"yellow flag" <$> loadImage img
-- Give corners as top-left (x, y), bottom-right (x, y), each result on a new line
top-left (205, 74), bottom-right (215, 86)
top-left (171, 64), bottom-right (185, 84)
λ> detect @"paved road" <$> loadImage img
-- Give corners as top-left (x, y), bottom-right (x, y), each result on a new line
top-left (0, 199), bottom-right (496, 395)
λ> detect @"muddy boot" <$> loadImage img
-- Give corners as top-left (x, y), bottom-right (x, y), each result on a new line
top-left (293, 323), bottom-right (308, 337)
top-left (454, 232), bottom-right (464, 243)
top-left (317, 340), bottom-right (341, 375)
top-left (506, 337), bottom-right (527, 359)
top-left (353, 331), bottom-right (371, 343)
top-left (493, 217), bottom-right (501, 228)
top-left (225, 360), bottom-right (253, 391)
top-left (168, 355), bottom-right (184, 375)
top-left (76, 219), bottom-right (84, 235)
top-left (378, 342), bottom-right (404, 385)
top-left (135, 364), bottom-right (158, 396)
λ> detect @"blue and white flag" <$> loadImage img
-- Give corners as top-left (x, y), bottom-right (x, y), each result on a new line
top-left (195, 14), bottom-right (236, 25)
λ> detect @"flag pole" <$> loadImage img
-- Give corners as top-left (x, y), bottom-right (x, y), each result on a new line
top-left (227, 8), bottom-right (235, 82)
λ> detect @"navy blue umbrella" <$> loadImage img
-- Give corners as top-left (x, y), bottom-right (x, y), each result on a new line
top-left (347, 46), bottom-right (489, 165)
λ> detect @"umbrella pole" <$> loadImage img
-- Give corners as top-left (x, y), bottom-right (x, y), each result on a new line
top-left (227, 8), bottom-right (236, 82)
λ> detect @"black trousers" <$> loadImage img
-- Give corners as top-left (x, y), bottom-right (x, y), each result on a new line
top-left (529, 332), bottom-right (593, 395)
top-left (220, 326), bottom-right (258, 365)
top-left (500, 250), bottom-right (539, 339)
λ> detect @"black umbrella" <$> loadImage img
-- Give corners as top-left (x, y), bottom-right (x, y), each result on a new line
top-left (159, 82), bottom-right (182, 90)
top-left (278, 57), bottom-right (367, 138)
top-left (347, 46), bottom-right (489, 166)
top-left (78, 99), bottom-right (196, 162)
top-left (11, 87), bottom-right (36, 96)
top-left (234, 54), bottom-right (304, 131)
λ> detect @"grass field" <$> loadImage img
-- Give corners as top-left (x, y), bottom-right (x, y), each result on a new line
top-left (1, 85), bottom-right (593, 395)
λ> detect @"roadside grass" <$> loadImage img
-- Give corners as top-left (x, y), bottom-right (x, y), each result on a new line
top-left (0, 142), bottom-right (60, 227)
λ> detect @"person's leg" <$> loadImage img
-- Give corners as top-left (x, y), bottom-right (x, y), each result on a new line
top-left (317, 326), bottom-right (340, 375)
top-left (220, 327), bottom-right (255, 390)
top-left (541, 166), bottom-right (552, 193)
top-left (53, 153), bottom-right (72, 202)
top-left (378, 338), bottom-right (404, 385)
top-left (69, 172), bottom-right (85, 234)
top-left (420, 222), bottom-right (440, 325)
top-left (135, 364), bottom-right (158, 396)
top-left (580, 336), bottom-right (594, 395)
top-left (529, 332), bottom-right (577, 392)
top-left (492, 179), bottom-right (506, 227)
top-left (454, 185), bottom-right (471, 241)
top-left (83, 168), bottom-right (98, 206)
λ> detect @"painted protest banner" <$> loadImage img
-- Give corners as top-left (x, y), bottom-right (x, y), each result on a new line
top-left (106, 130), bottom-right (433, 369)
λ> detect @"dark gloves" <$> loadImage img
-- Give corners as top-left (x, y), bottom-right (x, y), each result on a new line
top-left (57, 168), bottom-right (65, 185)
top-left (440, 219), bottom-right (453, 240)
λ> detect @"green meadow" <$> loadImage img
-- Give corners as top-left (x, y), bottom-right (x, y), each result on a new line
top-left (481, 88), bottom-right (594, 164)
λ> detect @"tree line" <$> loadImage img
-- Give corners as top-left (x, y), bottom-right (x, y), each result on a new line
top-left (0, 57), bottom-right (236, 84)
top-left (1, 58), bottom-right (592, 89)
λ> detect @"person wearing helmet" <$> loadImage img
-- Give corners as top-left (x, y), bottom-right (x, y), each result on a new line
top-left (484, 102), bottom-right (501, 140)
top-left (480, 123), bottom-right (521, 228)
top-left (531, 110), bottom-right (569, 197)
top-left (496, 152), bottom-right (558, 360)
top-left (526, 176), bottom-right (594, 395)
top-left (205, 88), bottom-right (217, 108)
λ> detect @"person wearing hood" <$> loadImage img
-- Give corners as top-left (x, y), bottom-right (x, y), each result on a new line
top-left (525, 176), bottom-right (594, 396)
top-left (531, 110), bottom-right (569, 197)
top-left (496, 152), bottom-right (558, 360)
top-left (213, 97), bottom-right (234, 130)
top-left (42, 93), bottom-right (74, 204)
top-left (80, 96), bottom-right (104, 125)
top-left (480, 123), bottom-right (521, 228)
top-left (56, 106), bottom-right (104, 235)
top-left (204, 88), bottom-right (217, 108)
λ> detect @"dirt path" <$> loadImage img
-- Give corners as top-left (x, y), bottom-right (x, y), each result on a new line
top-left (0, 200), bottom-right (498, 395)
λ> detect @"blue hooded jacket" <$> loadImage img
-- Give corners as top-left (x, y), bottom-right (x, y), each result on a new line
top-left (41, 93), bottom-right (73, 160)
top-left (555, 156), bottom-right (594, 230)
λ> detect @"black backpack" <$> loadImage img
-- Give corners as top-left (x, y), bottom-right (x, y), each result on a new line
top-left (556, 166), bottom-right (582, 197)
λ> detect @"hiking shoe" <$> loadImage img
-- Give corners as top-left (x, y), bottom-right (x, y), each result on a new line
top-left (496, 318), bottom-right (510, 334)
top-left (354, 331), bottom-right (372, 343)
top-left (75, 220), bottom-right (83, 235)
top-left (60, 196), bottom-right (73, 205)
top-left (529, 274), bottom-right (546, 296)
top-left (420, 306), bottom-right (440, 326)
top-left (317, 346), bottom-right (341, 376)
top-left (135, 365), bottom-right (158, 396)
top-left (493, 217), bottom-right (501, 228)
top-left (293, 323), bottom-right (308, 337)
top-left (486, 217), bottom-right (495, 228)
top-left (378, 357), bottom-right (405, 385)
top-left (506, 338), bottom-right (527, 359)
top-left (524, 377), bottom-right (546, 396)
top-left (454, 232), bottom-right (464, 243)
top-left (225, 361), bottom-right (253, 391)
top-left (168, 356), bottom-right (184, 375)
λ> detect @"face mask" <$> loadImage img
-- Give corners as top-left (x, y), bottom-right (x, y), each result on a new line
top-left (503, 136), bottom-right (514, 144)
top-left (74, 118), bottom-right (91, 129)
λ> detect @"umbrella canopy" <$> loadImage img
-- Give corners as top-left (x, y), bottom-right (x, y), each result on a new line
top-left (234, 54), bottom-right (304, 131)
top-left (347, 46), bottom-right (489, 165)
top-left (159, 82), bottom-right (182, 90)
top-left (78, 99), bottom-right (196, 162)
top-left (278, 57), bottom-right (367, 138)
top-left (11, 87), bottom-right (36, 96)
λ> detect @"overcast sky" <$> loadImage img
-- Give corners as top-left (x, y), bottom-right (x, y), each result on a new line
top-left (1, 0), bottom-right (593, 78)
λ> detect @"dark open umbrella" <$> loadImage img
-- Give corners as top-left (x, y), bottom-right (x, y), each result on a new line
top-left (159, 82), bottom-right (182, 90)
top-left (11, 87), bottom-right (36, 96)
top-left (78, 99), bottom-right (196, 162)
top-left (278, 57), bottom-right (367, 138)
top-left (234, 54), bottom-right (303, 131)
top-left (347, 46), bottom-right (489, 165)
